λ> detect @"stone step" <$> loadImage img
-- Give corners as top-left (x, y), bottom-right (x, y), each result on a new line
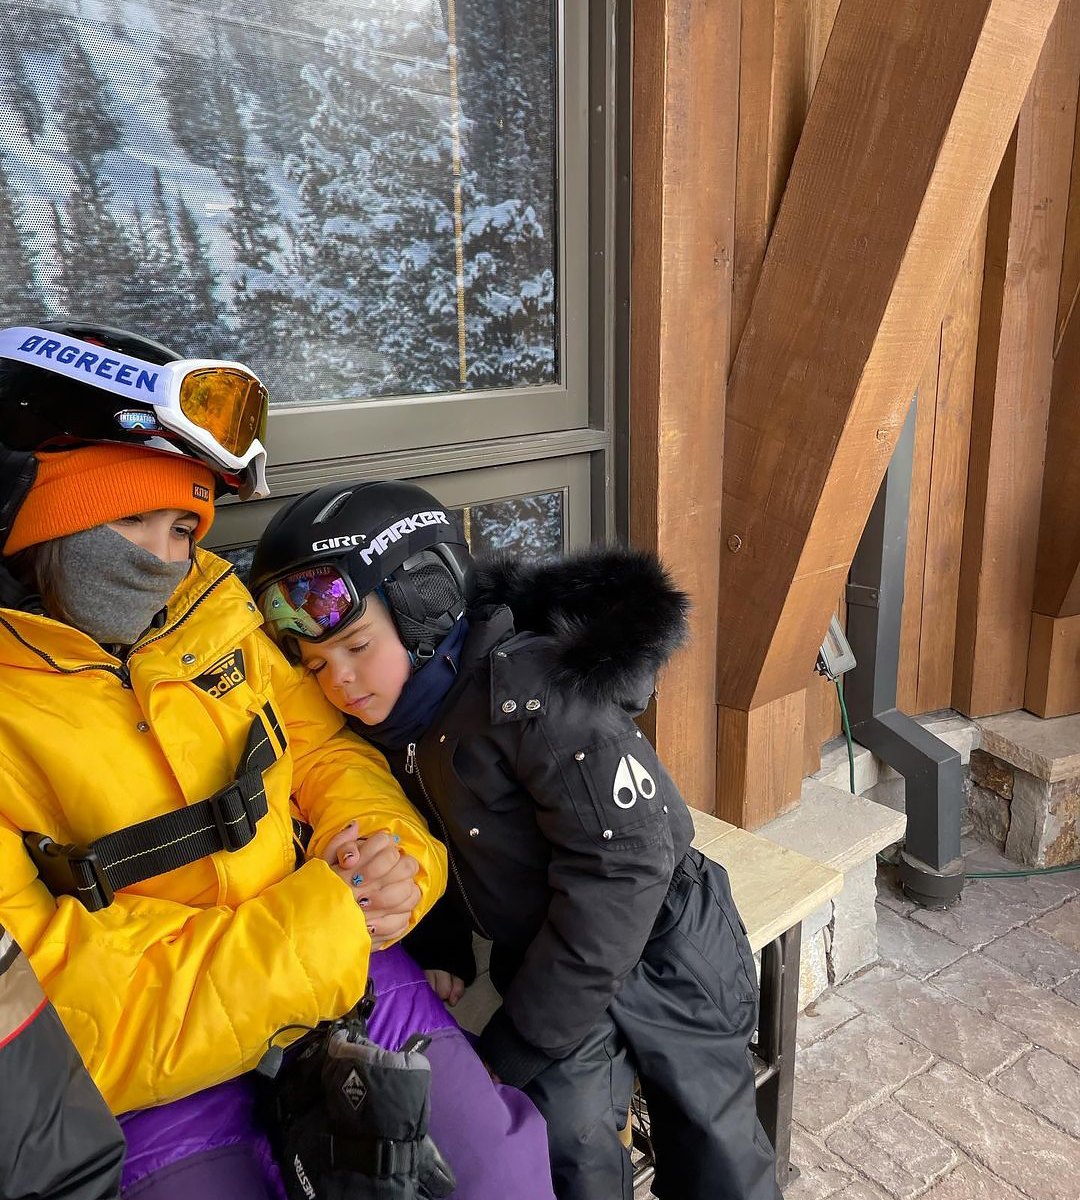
top-left (757, 779), bottom-right (906, 1007)
top-left (971, 711), bottom-right (1080, 867)
top-left (762, 778), bottom-right (907, 874)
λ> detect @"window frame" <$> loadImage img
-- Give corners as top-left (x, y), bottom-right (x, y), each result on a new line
top-left (208, 453), bottom-right (594, 556)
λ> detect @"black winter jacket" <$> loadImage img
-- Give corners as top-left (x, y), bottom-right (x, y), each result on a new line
top-left (386, 549), bottom-right (696, 1087)
top-left (0, 926), bottom-right (125, 1200)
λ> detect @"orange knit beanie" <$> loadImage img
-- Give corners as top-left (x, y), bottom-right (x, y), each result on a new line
top-left (4, 444), bottom-right (216, 555)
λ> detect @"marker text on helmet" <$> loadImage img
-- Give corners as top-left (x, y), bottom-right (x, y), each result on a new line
top-left (310, 511), bottom-right (451, 562)
top-left (0, 325), bottom-right (162, 405)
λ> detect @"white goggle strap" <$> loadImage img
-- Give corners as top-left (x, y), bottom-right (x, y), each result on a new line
top-left (239, 449), bottom-right (270, 500)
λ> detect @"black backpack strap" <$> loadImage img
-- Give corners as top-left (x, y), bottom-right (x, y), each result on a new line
top-left (25, 703), bottom-right (285, 912)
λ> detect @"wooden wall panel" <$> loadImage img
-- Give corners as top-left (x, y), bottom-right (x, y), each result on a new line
top-left (1032, 78), bottom-right (1080, 623)
top-left (1033, 308), bottom-right (1080, 618)
top-left (1027, 69), bottom-right (1080, 713)
top-left (892, 220), bottom-right (987, 716)
top-left (629, 0), bottom-right (739, 810)
top-left (724, 0), bottom-right (838, 816)
top-left (916, 216), bottom-right (987, 712)
top-left (1055, 88), bottom-right (1080, 351)
top-left (953, 0), bottom-right (1080, 717)
top-left (804, 630), bottom-right (841, 771)
top-left (732, 0), bottom-right (809, 354)
top-left (897, 339), bottom-right (941, 714)
top-left (805, 0), bottom-right (842, 94)
top-left (761, 0), bottom-right (843, 780)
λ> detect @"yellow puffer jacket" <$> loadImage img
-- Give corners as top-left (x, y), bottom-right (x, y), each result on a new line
top-left (0, 548), bottom-right (447, 1114)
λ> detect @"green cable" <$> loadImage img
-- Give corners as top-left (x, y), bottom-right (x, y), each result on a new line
top-left (966, 862), bottom-right (1080, 879)
top-left (835, 677), bottom-right (856, 794)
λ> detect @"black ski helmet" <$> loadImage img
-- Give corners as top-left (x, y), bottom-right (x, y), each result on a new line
top-left (0, 319), bottom-right (269, 498)
top-left (0, 321), bottom-right (181, 451)
top-left (251, 480), bottom-right (473, 661)
top-left (1, 322), bottom-right (182, 550)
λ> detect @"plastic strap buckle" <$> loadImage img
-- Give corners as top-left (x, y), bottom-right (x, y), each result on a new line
top-left (23, 833), bottom-right (115, 913)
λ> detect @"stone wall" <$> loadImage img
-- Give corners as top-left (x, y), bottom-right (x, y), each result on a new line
top-left (968, 746), bottom-right (1080, 867)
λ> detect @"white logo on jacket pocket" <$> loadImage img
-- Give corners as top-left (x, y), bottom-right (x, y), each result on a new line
top-left (612, 754), bottom-right (656, 808)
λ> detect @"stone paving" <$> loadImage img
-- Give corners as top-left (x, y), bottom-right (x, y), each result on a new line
top-left (785, 835), bottom-right (1080, 1200)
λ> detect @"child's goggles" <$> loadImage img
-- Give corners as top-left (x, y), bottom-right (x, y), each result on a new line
top-left (0, 326), bottom-right (270, 498)
top-left (258, 564), bottom-right (368, 643)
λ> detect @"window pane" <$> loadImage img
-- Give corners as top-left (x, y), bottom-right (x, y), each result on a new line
top-left (218, 543), bottom-right (256, 587)
top-left (0, 1), bottom-right (558, 405)
top-left (460, 489), bottom-right (564, 561)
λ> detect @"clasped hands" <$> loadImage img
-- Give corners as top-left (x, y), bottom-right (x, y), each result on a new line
top-left (320, 823), bottom-right (422, 948)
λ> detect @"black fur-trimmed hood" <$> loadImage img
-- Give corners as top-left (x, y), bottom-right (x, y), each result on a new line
top-left (471, 547), bottom-right (690, 709)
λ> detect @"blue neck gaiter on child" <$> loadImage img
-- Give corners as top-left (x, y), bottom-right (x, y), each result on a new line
top-left (361, 617), bottom-right (469, 751)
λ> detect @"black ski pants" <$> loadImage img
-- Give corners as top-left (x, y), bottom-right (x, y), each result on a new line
top-left (523, 850), bottom-right (781, 1200)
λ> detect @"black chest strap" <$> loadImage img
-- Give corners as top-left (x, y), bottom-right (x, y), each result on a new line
top-left (24, 702), bottom-right (286, 913)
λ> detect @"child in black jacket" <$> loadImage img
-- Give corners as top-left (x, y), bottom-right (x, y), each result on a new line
top-left (251, 480), bottom-right (780, 1200)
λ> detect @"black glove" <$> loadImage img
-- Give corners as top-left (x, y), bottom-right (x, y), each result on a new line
top-left (259, 992), bottom-right (455, 1200)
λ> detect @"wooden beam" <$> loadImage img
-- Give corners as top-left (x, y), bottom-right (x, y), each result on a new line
top-left (953, 0), bottom-right (1080, 716)
top-left (717, 0), bottom-right (1064, 714)
top-left (629, 0), bottom-right (739, 808)
top-left (717, 692), bottom-right (805, 828)
top-left (1026, 613), bottom-right (1080, 716)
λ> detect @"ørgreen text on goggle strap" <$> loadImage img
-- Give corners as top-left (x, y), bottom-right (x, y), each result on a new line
top-left (0, 326), bottom-right (268, 468)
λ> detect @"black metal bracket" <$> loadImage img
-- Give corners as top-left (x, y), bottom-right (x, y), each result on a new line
top-left (843, 401), bottom-right (965, 909)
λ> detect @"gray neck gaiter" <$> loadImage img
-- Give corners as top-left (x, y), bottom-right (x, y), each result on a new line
top-left (53, 525), bottom-right (190, 647)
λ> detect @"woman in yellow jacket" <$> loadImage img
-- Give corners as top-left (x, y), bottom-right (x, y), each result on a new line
top-left (0, 322), bottom-right (448, 1199)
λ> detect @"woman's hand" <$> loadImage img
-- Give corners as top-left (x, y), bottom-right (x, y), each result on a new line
top-left (424, 969), bottom-right (466, 1006)
top-left (319, 825), bottom-right (422, 947)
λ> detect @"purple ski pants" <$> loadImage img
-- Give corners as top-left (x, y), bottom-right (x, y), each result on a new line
top-left (119, 944), bottom-right (554, 1200)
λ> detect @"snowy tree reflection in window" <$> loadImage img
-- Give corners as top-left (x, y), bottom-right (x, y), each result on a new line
top-left (459, 490), bottom-right (564, 562)
top-left (0, 0), bottom-right (557, 404)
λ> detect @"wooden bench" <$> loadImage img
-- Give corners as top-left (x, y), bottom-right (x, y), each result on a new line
top-left (453, 808), bottom-right (843, 1192)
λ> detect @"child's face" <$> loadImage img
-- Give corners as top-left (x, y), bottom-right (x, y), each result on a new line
top-left (298, 595), bottom-right (412, 725)
top-left (108, 508), bottom-right (198, 564)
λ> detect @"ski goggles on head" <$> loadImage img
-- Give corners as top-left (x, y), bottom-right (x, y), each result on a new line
top-left (258, 563), bottom-right (369, 643)
top-left (0, 326), bottom-right (271, 498)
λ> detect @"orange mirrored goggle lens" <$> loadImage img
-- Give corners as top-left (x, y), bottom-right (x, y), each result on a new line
top-left (178, 368), bottom-right (268, 458)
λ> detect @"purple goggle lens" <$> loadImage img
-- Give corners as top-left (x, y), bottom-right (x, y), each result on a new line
top-left (258, 565), bottom-right (363, 641)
